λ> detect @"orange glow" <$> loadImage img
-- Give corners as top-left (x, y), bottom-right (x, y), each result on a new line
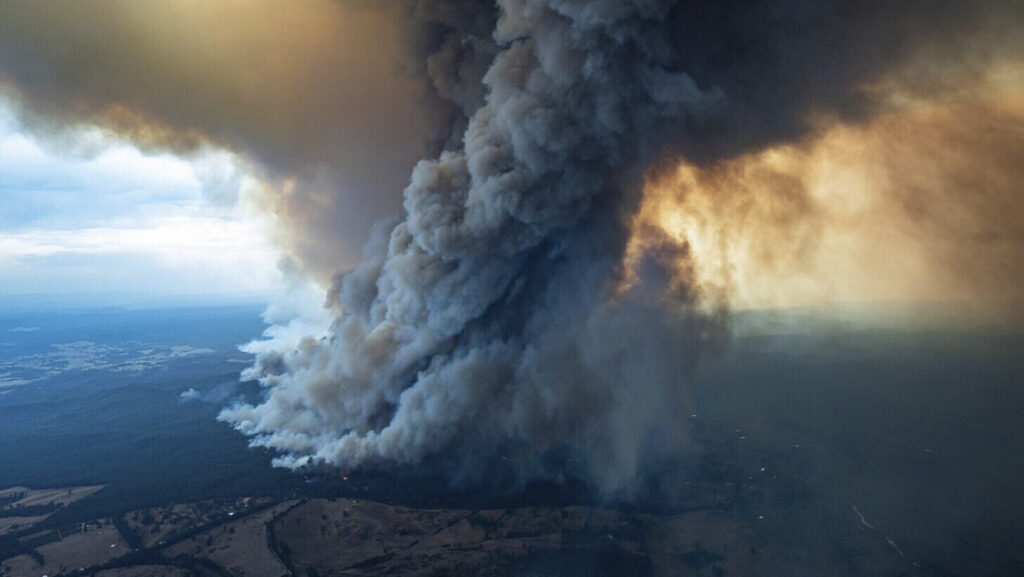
top-left (625, 66), bottom-right (1024, 311)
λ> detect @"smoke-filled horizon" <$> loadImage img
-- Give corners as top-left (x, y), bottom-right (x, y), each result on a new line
top-left (1, 0), bottom-right (1022, 492)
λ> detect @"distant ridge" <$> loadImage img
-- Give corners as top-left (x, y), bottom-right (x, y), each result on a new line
top-left (0, 291), bottom-right (275, 313)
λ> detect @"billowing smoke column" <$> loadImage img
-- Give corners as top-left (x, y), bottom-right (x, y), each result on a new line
top-left (218, 0), bottom-right (1024, 492)
top-left (221, 0), bottom-right (723, 493)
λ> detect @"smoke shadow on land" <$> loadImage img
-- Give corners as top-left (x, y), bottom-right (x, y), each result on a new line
top-left (681, 314), bottom-right (1024, 576)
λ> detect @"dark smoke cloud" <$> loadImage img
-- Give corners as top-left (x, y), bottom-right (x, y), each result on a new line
top-left (0, 0), bottom-right (434, 276)
top-left (392, 0), bottom-right (499, 152)
top-left (1, 0), bottom-right (1021, 492)
top-left (647, 0), bottom-right (1024, 163)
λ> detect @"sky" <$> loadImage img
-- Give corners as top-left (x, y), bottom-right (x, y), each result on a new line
top-left (0, 100), bottom-right (281, 299)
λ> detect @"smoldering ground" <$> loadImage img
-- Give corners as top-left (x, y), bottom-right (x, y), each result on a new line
top-left (1, 0), bottom-right (1022, 502)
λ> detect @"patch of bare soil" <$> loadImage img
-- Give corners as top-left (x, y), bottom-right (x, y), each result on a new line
top-left (163, 501), bottom-right (296, 577)
top-left (273, 500), bottom-right (656, 577)
top-left (93, 565), bottom-right (191, 577)
top-left (0, 485), bottom-right (107, 538)
top-left (124, 497), bottom-right (274, 548)
top-left (0, 486), bottom-right (104, 509)
top-left (1, 518), bottom-right (127, 577)
top-left (0, 517), bottom-right (46, 538)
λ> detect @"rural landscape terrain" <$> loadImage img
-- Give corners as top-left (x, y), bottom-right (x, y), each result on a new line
top-left (1, 304), bottom-right (1021, 576)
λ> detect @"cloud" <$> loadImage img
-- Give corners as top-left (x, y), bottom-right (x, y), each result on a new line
top-left (0, 116), bottom-right (200, 231)
top-left (0, 0), bottom-right (435, 276)
top-left (0, 103), bottom-right (282, 296)
top-left (0, 216), bottom-right (281, 296)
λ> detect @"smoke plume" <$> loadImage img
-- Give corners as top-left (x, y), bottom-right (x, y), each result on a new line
top-left (1, 0), bottom-right (1022, 492)
top-left (220, 0), bottom-right (1024, 492)
top-left (223, 0), bottom-right (727, 493)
